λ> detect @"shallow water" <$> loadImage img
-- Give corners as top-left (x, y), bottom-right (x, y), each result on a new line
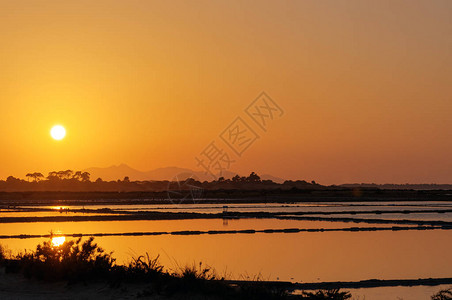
top-left (314, 284), bottom-right (452, 300)
top-left (2, 229), bottom-right (452, 283)
top-left (16, 201), bottom-right (452, 214)
top-left (0, 218), bottom-right (403, 237)
top-left (0, 211), bottom-right (120, 218)
top-left (1, 200), bottom-right (451, 299)
top-left (309, 212), bottom-right (452, 222)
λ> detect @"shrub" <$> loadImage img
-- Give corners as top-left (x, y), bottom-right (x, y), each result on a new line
top-left (432, 288), bottom-right (452, 300)
top-left (301, 289), bottom-right (352, 299)
top-left (0, 244), bottom-right (4, 261)
top-left (126, 253), bottom-right (163, 279)
top-left (9, 236), bottom-right (115, 281)
top-left (178, 262), bottom-right (218, 281)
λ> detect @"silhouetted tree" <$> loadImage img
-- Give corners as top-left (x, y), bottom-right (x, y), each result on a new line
top-left (28, 172), bottom-right (44, 182)
top-left (47, 171), bottom-right (59, 181)
top-left (232, 175), bottom-right (241, 182)
top-left (62, 170), bottom-right (74, 179)
top-left (6, 176), bottom-right (20, 183)
top-left (123, 176), bottom-right (130, 183)
top-left (47, 170), bottom-right (74, 181)
top-left (26, 173), bottom-right (33, 182)
top-left (247, 172), bottom-right (261, 183)
top-left (80, 172), bottom-right (90, 182)
top-left (73, 171), bottom-right (83, 181)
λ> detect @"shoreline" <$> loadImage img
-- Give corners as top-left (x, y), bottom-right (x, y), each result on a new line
top-left (0, 189), bottom-right (451, 205)
top-left (1, 209), bottom-right (452, 227)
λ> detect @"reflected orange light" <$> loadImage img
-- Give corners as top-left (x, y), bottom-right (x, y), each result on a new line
top-left (52, 236), bottom-right (66, 247)
top-left (51, 206), bottom-right (68, 210)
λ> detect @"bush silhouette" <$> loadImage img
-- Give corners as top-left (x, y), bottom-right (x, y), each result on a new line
top-left (8, 237), bottom-right (115, 281)
top-left (432, 288), bottom-right (452, 300)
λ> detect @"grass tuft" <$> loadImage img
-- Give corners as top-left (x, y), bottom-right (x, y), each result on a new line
top-left (432, 287), bottom-right (452, 300)
top-left (301, 289), bottom-right (352, 299)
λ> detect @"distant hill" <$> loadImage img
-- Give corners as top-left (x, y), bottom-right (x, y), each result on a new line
top-left (260, 174), bottom-right (285, 184)
top-left (83, 164), bottom-right (284, 183)
top-left (84, 164), bottom-right (203, 181)
top-left (84, 164), bottom-right (149, 181)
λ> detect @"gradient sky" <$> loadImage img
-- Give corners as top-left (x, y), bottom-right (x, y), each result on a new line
top-left (0, 0), bottom-right (451, 184)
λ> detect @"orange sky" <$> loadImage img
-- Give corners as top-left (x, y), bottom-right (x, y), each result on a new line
top-left (0, 0), bottom-right (451, 184)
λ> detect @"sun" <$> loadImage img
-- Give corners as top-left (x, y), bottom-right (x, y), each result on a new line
top-left (50, 125), bottom-right (66, 140)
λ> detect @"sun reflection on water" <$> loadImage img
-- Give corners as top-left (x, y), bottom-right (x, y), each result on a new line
top-left (51, 236), bottom-right (66, 247)
top-left (51, 206), bottom-right (68, 210)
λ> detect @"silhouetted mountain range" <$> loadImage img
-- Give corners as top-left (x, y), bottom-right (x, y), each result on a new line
top-left (83, 164), bottom-right (285, 183)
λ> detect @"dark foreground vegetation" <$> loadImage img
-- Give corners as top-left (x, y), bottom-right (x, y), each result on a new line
top-left (432, 288), bottom-right (452, 300)
top-left (0, 237), bottom-right (354, 299)
top-left (0, 238), bottom-right (451, 299)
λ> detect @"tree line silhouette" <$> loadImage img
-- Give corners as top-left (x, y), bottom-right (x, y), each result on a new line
top-left (0, 170), bottom-right (321, 193)
top-left (25, 170), bottom-right (91, 182)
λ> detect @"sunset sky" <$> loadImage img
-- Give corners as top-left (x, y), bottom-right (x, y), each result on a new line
top-left (0, 0), bottom-right (451, 184)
